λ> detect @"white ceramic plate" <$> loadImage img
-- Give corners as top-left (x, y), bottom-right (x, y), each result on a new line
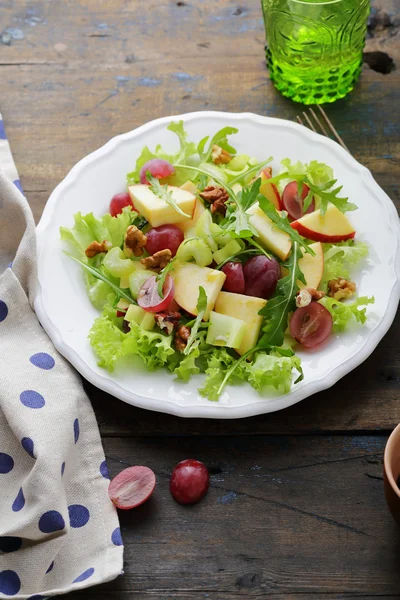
top-left (35, 111), bottom-right (400, 418)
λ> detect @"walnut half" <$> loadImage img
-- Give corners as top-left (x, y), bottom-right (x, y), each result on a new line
top-left (85, 240), bottom-right (112, 258)
top-left (328, 278), bottom-right (356, 301)
top-left (175, 325), bottom-right (191, 352)
top-left (211, 144), bottom-right (231, 165)
top-left (141, 249), bottom-right (172, 271)
top-left (296, 287), bottom-right (326, 308)
top-left (200, 186), bottom-right (229, 216)
top-left (124, 225), bottom-right (147, 258)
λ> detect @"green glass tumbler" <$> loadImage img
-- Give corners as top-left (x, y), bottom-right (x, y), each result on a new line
top-left (261, 0), bottom-right (370, 104)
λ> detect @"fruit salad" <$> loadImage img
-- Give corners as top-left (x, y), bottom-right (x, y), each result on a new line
top-left (60, 122), bottom-right (374, 401)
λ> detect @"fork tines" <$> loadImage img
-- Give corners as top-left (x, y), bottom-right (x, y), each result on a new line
top-left (296, 105), bottom-right (349, 153)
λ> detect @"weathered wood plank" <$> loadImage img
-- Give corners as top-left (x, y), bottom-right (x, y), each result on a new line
top-left (65, 435), bottom-right (400, 598)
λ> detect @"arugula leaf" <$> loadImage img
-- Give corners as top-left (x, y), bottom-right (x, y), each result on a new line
top-left (258, 196), bottom-right (315, 256)
top-left (156, 258), bottom-right (176, 298)
top-left (258, 241), bottom-right (304, 347)
top-left (63, 251), bottom-right (136, 305)
top-left (184, 287), bottom-right (207, 356)
top-left (228, 158), bottom-right (273, 186)
top-left (147, 172), bottom-right (190, 218)
top-left (198, 126), bottom-right (238, 162)
top-left (167, 120), bottom-right (197, 162)
top-left (303, 176), bottom-right (357, 215)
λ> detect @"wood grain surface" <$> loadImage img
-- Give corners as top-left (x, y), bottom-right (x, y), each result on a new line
top-left (1, 0), bottom-right (399, 597)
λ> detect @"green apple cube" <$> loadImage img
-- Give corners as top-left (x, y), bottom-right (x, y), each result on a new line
top-left (213, 239), bottom-right (243, 265)
top-left (125, 304), bottom-right (155, 331)
top-left (206, 311), bottom-right (246, 349)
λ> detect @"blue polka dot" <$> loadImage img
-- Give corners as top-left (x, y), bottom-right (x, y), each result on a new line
top-left (0, 570), bottom-right (21, 595)
top-left (0, 300), bottom-right (8, 323)
top-left (27, 596), bottom-right (45, 600)
top-left (100, 460), bottom-right (110, 479)
top-left (73, 418), bottom-right (80, 443)
top-left (21, 437), bottom-right (35, 459)
top-left (111, 527), bottom-right (123, 546)
top-left (61, 462), bottom-right (65, 477)
top-left (12, 488), bottom-right (25, 512)
top-left (0, 537), bottom-right (22, 553)
top-left (73, 568), bottom-right (94, 583)
top-left (68, 504), bottom-right (90, 528)
top-left (29, 353), bottom-right (55, 370)
top-left (20, 390), bottom-right (45, 409)
top-left (0, 453), bottom-right (14, 474)
top-left (38, 510), bottom-right (65, 534)
top-left (46, 561), bottom-right (54, 574)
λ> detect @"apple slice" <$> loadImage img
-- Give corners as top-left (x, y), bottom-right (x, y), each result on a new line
top-left (291, 204), bottom-right (356, 243)
top-left (246, 202), bottom-right (292, 261)
top-left (298, 242), bottom-right (324, 289)
top-left (173, 262), bottom-right (226, 321)
top-left (128, 184), bottom-right (196, 227)
top-left (214, 291), bottom-right (267, 355)
top-left (177, 182), bottom-right (206, 238)
top-left (259, 167), bottom-right (282, 210)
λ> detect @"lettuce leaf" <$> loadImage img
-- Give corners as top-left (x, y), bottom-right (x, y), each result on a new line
top-left (322, 240), bottom-right (369, 286)
top-left (197, 126), bottom-right (238, 162)
top-left (199, 348), bottom-right (245, 401)
top-left (245, 352), bottom-right (302, 394)
top-left (127, 120), bottom-right (197, 185)
top-left (89, 310), bottom-right (174, 371)
top-left (319, 296), bottom-right (375, 332)
top-left (199, 346), bottom-right (302, 401)
top-left (60, 207), bottom-right (137, 257)
top-left (278, 158), bottom-right (334, 192)
top-left (172, 346), bottom-right (201, 381)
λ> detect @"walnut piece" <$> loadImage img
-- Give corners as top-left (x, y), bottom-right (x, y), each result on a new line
top-left (296, 287), bottom-right (326, 308)
top-left (124, 225), bottom-right (147, 258)
top-left (85, 240), bottom-right (111, 258)
top-left (328, 278), bottom-right (356, 301)
top-left (141, 249), bottom-right (172, 271)
top-left (200, 186), bottom-right (229, 216)
top-left (175, 325), bottom-right (191, 352)
top-left (155, 311), bottom-right (181, 335)
top-left (211, 144), bottom-right (231, 165)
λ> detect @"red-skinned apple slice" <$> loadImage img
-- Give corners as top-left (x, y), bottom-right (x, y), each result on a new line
top-left (259, 167), bottom-right (282, 210)
top-left (291, 204), bottom-right (356, 243)
top-left (298, 242), bottom-right (324, 289)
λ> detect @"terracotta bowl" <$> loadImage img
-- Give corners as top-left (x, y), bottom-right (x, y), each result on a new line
top-left (384, 423), bottom-right (400, 525)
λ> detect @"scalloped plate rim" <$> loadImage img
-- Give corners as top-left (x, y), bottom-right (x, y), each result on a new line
top-left (34, 111), bottom-right (400, 419)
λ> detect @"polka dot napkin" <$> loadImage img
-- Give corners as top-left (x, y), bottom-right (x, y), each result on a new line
top-left (0, 113), bottom-right (123, 597)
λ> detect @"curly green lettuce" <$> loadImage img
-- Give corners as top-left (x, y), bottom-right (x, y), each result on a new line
top-left (319, 296), bottom-right (375, 332)
top-left (199, 348), bottom-right (302, 401)
top-left (322, 240), bottom-right (369, 287)
top-left (60, 206), bottom-right (137, 257)
top-left (89, 310), bottom-right (174, 371)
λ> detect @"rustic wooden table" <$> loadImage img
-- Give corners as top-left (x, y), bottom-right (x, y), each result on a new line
top-left (1, 0), bottom-right (400, 597)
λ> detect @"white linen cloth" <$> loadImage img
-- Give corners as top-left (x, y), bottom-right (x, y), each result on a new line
top-left (0, 112), bottom-right (123, 598)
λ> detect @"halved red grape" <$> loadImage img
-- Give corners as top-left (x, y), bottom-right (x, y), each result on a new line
top-left (282, 181), bottom-right (315, 221)
top-left (109, 192), bottom-right (135, 217)
top-left (170, 459), bottom-right (209, 505)
top-left (290, 302), bottom-right (333, 348)
top-left (146, 225), bottom-right (184, 257)
top-left (243, 255), bottom-right (280, 299)
top-left (108, 466), bottom-right (156, 510)
top-left (140, 159), bottom-right (175, 184)
top-left (222, 262), bottom-right (245, 294)
top-left (137, 274), bottom-right (174, 313)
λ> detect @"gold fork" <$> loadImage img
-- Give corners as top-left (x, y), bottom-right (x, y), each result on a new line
top-left (296, 105), bottom-right (350, 153)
